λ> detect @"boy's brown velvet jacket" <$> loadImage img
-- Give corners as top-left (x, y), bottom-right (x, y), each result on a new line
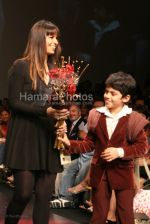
top-left (67, 110), bottom-right (149, 190)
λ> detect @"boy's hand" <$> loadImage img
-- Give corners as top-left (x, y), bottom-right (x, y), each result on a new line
top-left (57, 133), bottom-right (71, 148)
top-left (78, 130), bottom-right (87, 140)
top-left (101, 147), bottom-right (119, 162)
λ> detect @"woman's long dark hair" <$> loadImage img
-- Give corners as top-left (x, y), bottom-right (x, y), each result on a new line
top-left (22, 20), bottom-right (61, 89)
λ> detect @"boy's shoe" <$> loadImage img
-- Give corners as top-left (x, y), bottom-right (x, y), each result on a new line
top-left (50, 198), bottom-right (75, 208)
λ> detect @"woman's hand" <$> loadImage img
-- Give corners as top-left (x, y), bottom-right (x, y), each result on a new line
top-left (57, 133), bottom-right (71, 148)
top-left (56, 121), bottom-right (67, 135)
top-left (47, 107), bottom-right (69, 120)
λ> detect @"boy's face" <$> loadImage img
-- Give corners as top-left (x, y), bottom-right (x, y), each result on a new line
top-left (104, 87), bottom-right (130, 113)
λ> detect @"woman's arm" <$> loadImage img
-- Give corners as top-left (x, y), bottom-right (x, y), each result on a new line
top-left (8, 60), bottom-right (69, 119)
top-left (8, 60), bottom-right (49, 116)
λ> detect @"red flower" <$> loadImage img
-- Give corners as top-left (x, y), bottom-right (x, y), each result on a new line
top-left (65, 64), bottom-right (74, 72)
top-left (67, 84), bottom-right (76, 95)
top-left (49, 64), bottom-right (75, 82)
top-left (49, 65), bottom-right (74, 80)
top-left (48, 61), bottom-right (82, 98)
top-left (49, 68), bottom-right (60, 79)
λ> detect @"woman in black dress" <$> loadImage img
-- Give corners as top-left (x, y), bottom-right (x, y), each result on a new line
top-left (4, 20), bottom-right (69, 224)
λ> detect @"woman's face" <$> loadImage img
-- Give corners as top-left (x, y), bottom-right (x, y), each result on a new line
top-left (45, 33), bottom-right (58, 55)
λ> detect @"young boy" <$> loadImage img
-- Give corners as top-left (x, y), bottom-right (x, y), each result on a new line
top-left (59, 71), bottom-right (149, 224)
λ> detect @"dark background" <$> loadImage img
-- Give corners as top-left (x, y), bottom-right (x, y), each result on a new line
top-left (0, 0), bottom-right (150, 98)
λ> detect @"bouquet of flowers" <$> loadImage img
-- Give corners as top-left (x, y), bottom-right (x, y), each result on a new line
top-left (48, 56), bottom-right (89, 152)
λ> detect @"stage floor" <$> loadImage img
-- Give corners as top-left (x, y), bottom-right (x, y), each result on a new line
top-left (0, 183), bottom-right (91, 224)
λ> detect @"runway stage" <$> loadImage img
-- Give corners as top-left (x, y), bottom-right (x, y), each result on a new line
top-left (0, 183), bottom-right (91, 224)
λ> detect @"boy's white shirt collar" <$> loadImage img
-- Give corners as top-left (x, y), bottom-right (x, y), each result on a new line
top-left (96, 105), bottom-right (132, 120)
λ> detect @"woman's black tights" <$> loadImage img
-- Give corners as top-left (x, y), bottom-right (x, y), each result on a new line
top-left (5, 170), bottom-right (56, 224)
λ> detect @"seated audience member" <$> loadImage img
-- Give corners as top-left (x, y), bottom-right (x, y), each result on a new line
top-left (0, 108), bottom-right (10, 138)
top-left (67, 103), bottom-right (87, 160)
top-left (52, 151), bottom-right (94, 208)
top-left (67, 98), bottom-right (104, 196)
top-left (133, 104), bottom-right (149, 120)
top-left (0, 108), bottom-right (12, 185)
top-left (51, 101), bottom-right (104, 208)
top-left (133, 104), bottom-right (150, 188)
top-left (0, 108), bottom-right (10, 165)
top-left (92, 99), bottom-right (104, 108)
top-left (53, 103), bottom-right (87, 198)
top-left (50, 103), bottom-right (93, 208)
top-left (134, 96), bottom-right (145, 106)
top-left (80, 103), bottom-right (92, 121)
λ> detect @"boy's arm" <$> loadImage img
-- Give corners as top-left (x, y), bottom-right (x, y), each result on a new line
top-left (59, 131), bottom-right (95, 154)
top-left (101, 130), bottom-right (148, 162)
top-left (122, 129), bottom-right (148, 159)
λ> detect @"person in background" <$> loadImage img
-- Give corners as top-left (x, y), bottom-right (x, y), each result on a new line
top-left (0, 108), bottom-right (10, 138)
top-left (134, 96), bottom-right (145, 106)
top-left (133, 104), bottom-right (150, 188)
top-left (4, 20), bottom-right (69, 224)
top-left (0, 108), bottom-right (10, 166)
top-left (53, 103), bottom-right (86, 199)
top-left (59, 71), bottom-right (149, 224)
top-left (92, 99), bottom-right (104, 108)
top-left (67, 99), bottom-right (104, 195)
top-left (80, 103), bottom-right (92, 121)
top-left (50, 103), bottom-right (93, 208)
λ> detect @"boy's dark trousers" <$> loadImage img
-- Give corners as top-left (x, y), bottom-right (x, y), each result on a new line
top-left (90, 172), bottom-right (135, 224)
